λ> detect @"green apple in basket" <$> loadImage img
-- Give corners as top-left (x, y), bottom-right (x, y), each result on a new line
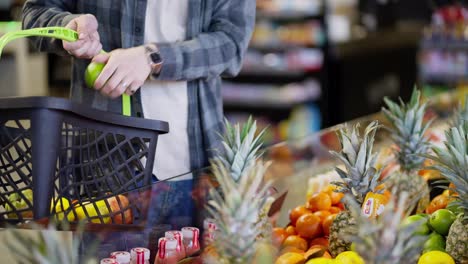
top-left (5, 189), bottom-right (33, 219)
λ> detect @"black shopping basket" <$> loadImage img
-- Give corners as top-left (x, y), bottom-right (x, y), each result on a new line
top-left (0, 97), bottom-right (168, 225)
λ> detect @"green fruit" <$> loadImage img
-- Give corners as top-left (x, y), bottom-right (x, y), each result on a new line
top-left (402, 215), bottom-right (431, 235)
top-left (423, 232), bottom-right (446, 253)
top-left (429, 209), bottom-right (456, 236)
top-left (416, 213), bottom-right (430, 219)
top-left (350, 242), bottom-right (357, 252)
top-left (446, 201), bottom-right (463, 216)
top-left (5, 189), bottom-right (33, 218)
top-left (84, 62), bottom-right (105, 88)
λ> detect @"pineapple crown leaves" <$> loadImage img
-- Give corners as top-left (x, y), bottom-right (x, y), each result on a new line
top-left (5, 221), bottom-right (98, 264)
top-left (206, 158), bottom-right (272, 262)
top-left (425, 122), bottom-right (468, 219)
top-left (382, 89), bottom-right (433, 172)
top-left (330, 121), bottom-right (385, 205)
top-left (343, 192), bottom-right (427, 264)
top-left (218, 116), bottom-right (268, 182)
top-left (452, 95), bottom-right (468, 128)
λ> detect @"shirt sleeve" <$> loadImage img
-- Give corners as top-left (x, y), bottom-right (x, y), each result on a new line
top-left (22, 0), bottom-right (80, 55)
top-left (154, 0), bottom-right (256, 81)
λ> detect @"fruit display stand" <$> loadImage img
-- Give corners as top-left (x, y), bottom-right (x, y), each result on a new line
top-left (265, 93), bottom-right (457, 227)
top-left (259, 90), bottom-right (466, 264)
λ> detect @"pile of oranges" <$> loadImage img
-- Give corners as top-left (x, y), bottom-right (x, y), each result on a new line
top-left (273, 185), bottom-right (344, 263)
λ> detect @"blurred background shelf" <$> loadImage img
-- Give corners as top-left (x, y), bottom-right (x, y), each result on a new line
top-left (256, 10), bottom-right (323, 21)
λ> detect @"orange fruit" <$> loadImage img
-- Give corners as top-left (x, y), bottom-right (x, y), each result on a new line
top-left (285, 225), bottom-right (297, 236)
top-left (308, 245), bottom-right (327, 253)
top-left (272, 227), bottom-right (287, 248)
top-left (322, 214), bottom-right (336, 237)
top-left (448, 182), bottom-right (459, 197)
top-left (329, 206), bottom-right (341, 214)
top-left (323, 251), bottom-right (332, 259)
top-left (304, 246), bottom-right (326, 259)
top-left (336, 203), bottom-right (345, 211)
top-left (275, 252), bottom-right (306, 264)
top-left (296, 213), bottom-right (322, 239)
top-left (307, 193), bottom-right (332, 212)
top-left (327, 186), bottom-right (344, 205)
top-left (314, 210), bottom-right (331, 221)
top-left (310, 237), bottom-right (329, 248)
top-left (322, 185), bottom-right (335, 194)
top-left (426, 194), bottom-right (449, 214)
top-left (282, 235), bottom-right (308, 251)
top-left (290, 206), bottom-right (312, 226)
top-left (279, 246), bottom-right (305, 255)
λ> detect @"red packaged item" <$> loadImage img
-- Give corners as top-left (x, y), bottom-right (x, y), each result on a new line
top-left (165, 230), bottom-right (186, 261)
top-left (154, 238), bottom-right (179, 264)
top-left (101, 258), bottom-right (118, 264)
top-left (110, 251), bottom-right (131, 264)
top-left (130, 247), bottom-right (150, 264)
top-left (202, 218), bottom-right (217, 247)
top-left (181, 227), bottom-right (200, 257)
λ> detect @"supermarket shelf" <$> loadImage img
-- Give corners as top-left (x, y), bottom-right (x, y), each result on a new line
top-left (256, 10), bottom-right (323, 21)
top-left (420, 75), bottom-right (468, 85)
top-left (421, 39), bottom-right (468, 50)
top-left (223, 99), bottom-right (309, 110)
top-left (239, 67), bottom-right (320, 78)
top-left (249, 43), bottom-right (322, 51)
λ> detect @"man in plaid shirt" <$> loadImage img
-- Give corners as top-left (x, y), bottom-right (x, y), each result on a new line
top-left (22, 0), bottom-right (255, 234)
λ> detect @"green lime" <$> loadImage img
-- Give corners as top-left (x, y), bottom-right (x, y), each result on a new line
top-left (416, 213), bottom-right (430, 219)
top-left (429, 209), bottom-right (456, 236)
top-left (422, 247), bottom-right (445, 254)
top-left (446, 201), bottom-right (463, 216)
top-left (423, 232), bottom-right (446, 253)
top-left (350, 242), bottom-right (357, 252)
top-left (84, 62), bottom-right (105, 88)
top-left (402, 215), bottom-right (431, 235)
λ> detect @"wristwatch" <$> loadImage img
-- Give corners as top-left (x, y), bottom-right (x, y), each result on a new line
top-left (144, 44), bottom-right (163, 77)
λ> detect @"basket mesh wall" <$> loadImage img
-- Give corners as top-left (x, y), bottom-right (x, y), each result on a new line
top-left (0, 120), bottom-right (33, 222)
top-left (0, 113), bottom-right (157, 225)
top-left (51, 122), bottom-right (153, 225)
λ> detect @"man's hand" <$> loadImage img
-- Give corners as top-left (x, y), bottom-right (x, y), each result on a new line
top-left (91, 46), bottom-right (152, 98)
top-left (63, 14), bottom-right (102, 59)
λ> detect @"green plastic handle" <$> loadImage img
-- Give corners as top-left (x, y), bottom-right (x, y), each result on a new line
top-left (0, 27), bottom-right (131, 116)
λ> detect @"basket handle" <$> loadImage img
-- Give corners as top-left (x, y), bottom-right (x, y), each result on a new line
top-left (0, 27), bottom-right (131, 116)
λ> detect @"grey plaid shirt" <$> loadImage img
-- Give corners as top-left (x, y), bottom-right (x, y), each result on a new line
top-left (22, 0), bottom-right (255, 172)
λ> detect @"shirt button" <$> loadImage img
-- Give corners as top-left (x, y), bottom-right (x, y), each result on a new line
top-left (135, 27), bottom-right (141, 33)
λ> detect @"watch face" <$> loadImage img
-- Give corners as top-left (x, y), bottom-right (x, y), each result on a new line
top-left (150, 52), bottom-right (162, 64)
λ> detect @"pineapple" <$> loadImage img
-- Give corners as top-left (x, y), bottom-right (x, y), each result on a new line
top-left (344, 191), bottom-right (427, 264)
top-left (204, 159), bottom-right (273, 264)
top-left (218, 116), bottom-right (267, 182)
top-left (452, 95), bottom-right (468, 128)
top-left (203, 117), bottom-right (274, 264)
top-left (427, 122), bottom-right (468, 264)
top-left (382, 89), bottom-right (432, 213)
top-left (4, 222), bottom-right (97, 264)
top-left (328, 121), bottom-right (386, 257)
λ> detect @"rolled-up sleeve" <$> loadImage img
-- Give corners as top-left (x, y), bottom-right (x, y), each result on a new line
top-left (22, 0), bottom-right (79, 54)
top-left (155, 0), bottom-right (256, 81)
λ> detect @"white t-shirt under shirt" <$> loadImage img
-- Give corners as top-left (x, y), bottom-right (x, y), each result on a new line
top-left (141, 0), bottom-right (191, 181)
